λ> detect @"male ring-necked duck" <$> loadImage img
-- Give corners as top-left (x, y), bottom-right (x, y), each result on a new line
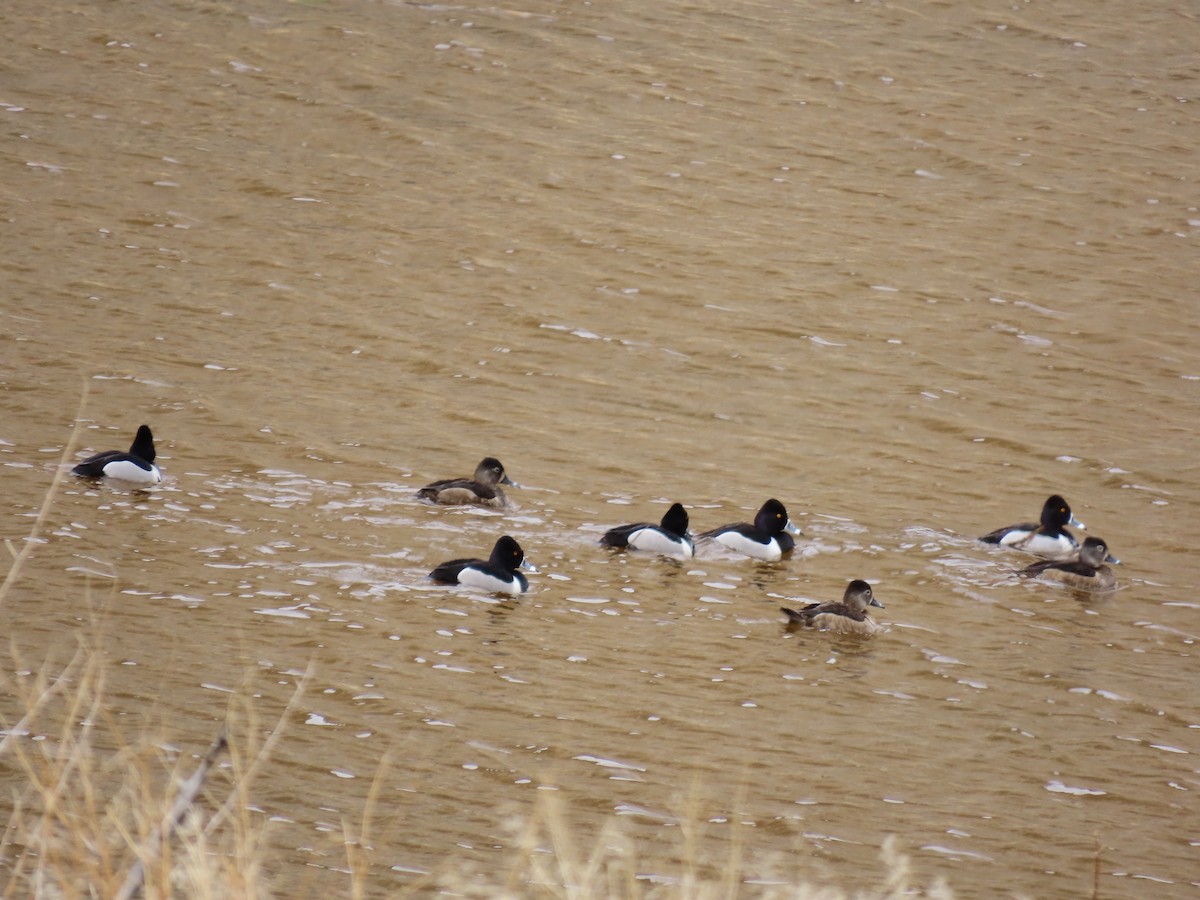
top-left (698, 498), bottom-right (801, 561)
top-left (1020, 536), bottom-right (1119, 591)
top-left (417, 457), bottom-right (517, 508)
top-left (600, 502), bottom-right (693, 559)
top-left (429, 535), bottom-right (537, 595)
top-left (780, 580), bottom-right (885, 636)
top-left (979, 494), bottom-right (1084, 558)
top-left (71, 425), bottom-right (162, 485)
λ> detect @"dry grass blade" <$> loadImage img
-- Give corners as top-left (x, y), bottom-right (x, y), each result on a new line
top-left (343, 748), bottom-right (393, 900)
top-left (0, 415), bottom-right (278, 897)
top-left (0, 641), bottom-right (87, 759)
top-left (113, 732), bottom-right (229, 900)
top-left (0, 384), bottom-right (88, 605)
top-left (205, 660), bottom-right (314, 836)
top-left (420, 787), bottom-right (956, 899)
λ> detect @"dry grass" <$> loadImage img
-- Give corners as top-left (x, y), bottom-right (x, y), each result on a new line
top-left (0, 414), bottom-right (284, 898)
top-left (1, 413), bottom-right (954, 898)
top-left (411, 788), bottom-right (955, 899)
top-left (0, 644), bottom-right (955, 900)
top-left (0, 631), bottom-right (282, 899)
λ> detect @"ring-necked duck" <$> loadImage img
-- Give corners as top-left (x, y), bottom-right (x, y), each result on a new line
top-left (1020, 536), bottom-right (1119, 591)
top-left (980, 494), bottom-right (1084, 558)
top-left (71, 425), bottom-right (162, 485)
top-left (698, 498), bottom-right (801, 561)
top-left (417, 457), bottom-right (517, 508)
top-left (599, 502), bottom-right (693, 559)
top-left (429, 535), bottom-right (537, 595)
top-left (780, 580), bottom-right (885, 636)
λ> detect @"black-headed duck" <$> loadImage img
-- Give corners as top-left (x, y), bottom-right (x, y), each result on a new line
top-left (980, 494), bottom-right (1084, 558)
top-left (72, 425), bottom-right (162, 485)
top-left (600, 502), bottom-right (693, 559)
top-left (698, 498), bottom-right (801, 561)
top-left (429, 535), bottom-right (537, 595)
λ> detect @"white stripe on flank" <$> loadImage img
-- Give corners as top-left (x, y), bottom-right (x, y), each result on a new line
top-left (714, 532), bottom-right (780, 561)
top-left (457, 567), bottom-right (523, 595)
top-left (102, 459), bottom-right (162, 484)
top-left (1002, 530), bottom-right (1075, 557)
top-left (628, 528), bottom-right (693, 559)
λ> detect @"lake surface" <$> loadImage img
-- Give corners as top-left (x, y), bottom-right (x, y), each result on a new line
top-left (2, 0), bottom-right (1198, 895)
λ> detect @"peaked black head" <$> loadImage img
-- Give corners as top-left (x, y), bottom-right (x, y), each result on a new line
top-left (1041, 495), bottom-right (1072, 528)
top-left (129, 425), bottom-right (156, 463)
top-left (660, 502), bottom-right (689, 537)
top-left (490, 535), bottom-right (525, 572)
top-left (755, 498), bottom-right (790, 534)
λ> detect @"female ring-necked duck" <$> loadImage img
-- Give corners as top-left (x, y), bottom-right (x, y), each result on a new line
top-left (980, 494), bottom-right (1085, 558)
top-left (698, 498), bottom-right (801, 561)
top-left (417, 457), bottom-right (518, 508)
top-left (780, 580), bottom-right (885, 636)
top-left (71, 424), bottom-right (162, 485)
top-left (1020, 536), bottom-right (1119, 591)
top-left (599, 502), bottom-right (693, 559)
top-left (429, 535), bottom-right (537, 595)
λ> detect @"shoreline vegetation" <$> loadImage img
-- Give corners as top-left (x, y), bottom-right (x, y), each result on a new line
top-left (1, 425), bottom-right (957, 898)
top-left (0, 641), bottom-right (956, 899)
top-left (415, 791), bottom-right (957, 899)
top-left (0, 614), bottom-right (297, 898)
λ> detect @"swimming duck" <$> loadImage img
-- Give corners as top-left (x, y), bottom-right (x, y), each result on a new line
top-left (698, 498), bottom-right (801, 561)
top-left (780, 580), bottom-right (885, 636)
top-left (600, 502), bottom-right (693, 559)
top-left (429, 535), bottom-right (537, 595)
top-left (417, 457), bottom-right (517, 507)
top-left (71, 425), bottom-right (162, 485)
top-left (1020, 536), bottom-right (1119, 591)
top-left (979, 494), bottom-right (1085, 558)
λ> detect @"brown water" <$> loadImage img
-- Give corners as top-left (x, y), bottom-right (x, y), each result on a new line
top-left (3, 0), bottom-right (1199, 895)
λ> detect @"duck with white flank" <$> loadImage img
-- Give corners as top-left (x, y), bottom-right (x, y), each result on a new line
top-left (980, 494), bottom-right (1085, 558)
top-left (429, 535), bottom-right (537, 595)
top-left (698, 498), bottom-right (800, 561)
top-left (72, 425), bottom-right (162, 485)
top-left (600, 502), bottom-right (693, 559)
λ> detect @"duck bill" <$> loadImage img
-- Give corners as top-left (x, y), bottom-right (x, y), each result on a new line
top-left (783, 520), bottom-right (802, 536)
top-left (1105, 553), bottom-right (1121, 565)
top-left (869, 597), bottom-right (885, 609)
top-left (1069, 513), bottom-right (1087, 531)
top-left (519, 559), bottom-right (538, 574)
